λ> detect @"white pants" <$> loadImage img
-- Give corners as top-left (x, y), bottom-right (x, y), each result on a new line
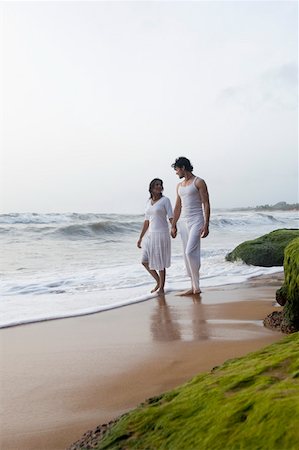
top-left (179, 218), bottom-right (203, 292)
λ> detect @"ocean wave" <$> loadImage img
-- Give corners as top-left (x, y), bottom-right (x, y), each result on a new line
top-left (0, 213), bottom-right (72, 224)
top-left (1, 211), bottom-right (295, 241)
top-left (54, 221), bottom-right (141, 238)
top-left (0, 212), bottom-right (143, 225)
top-left (1, 212), bottom-right (292, 228)
top-left (211, 213), bottom-right (285, 228)
top-left (0, 215), bottom-right (143, 238)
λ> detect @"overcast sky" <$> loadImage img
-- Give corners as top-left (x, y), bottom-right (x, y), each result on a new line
top-left (1, 0), bottom-right (298, 214)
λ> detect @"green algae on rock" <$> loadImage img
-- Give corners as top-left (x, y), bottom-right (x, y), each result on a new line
top-left (93, 333), bottom-right (299, 450)
top-left (264, 238), bottom-right (299, 334)
top-left (226, 229), bottom-right (299, 267)
top-left (283, 238), bottom-right (299, 328)
top-left (267, 237), bottom-right (299, 334)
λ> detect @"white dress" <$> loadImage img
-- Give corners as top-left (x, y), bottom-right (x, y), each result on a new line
top-left (142, 196), bottom-right (173, 271)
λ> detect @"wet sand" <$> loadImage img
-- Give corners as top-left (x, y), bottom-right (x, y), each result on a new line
top-left (0, 274), bottom-right (284, 450)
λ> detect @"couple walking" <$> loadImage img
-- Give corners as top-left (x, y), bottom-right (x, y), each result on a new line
top-left (137, 157), bottom-right (210, 296)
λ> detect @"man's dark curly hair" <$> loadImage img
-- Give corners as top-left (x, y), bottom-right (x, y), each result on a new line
top-left (171, 157), bottom-right (193, 172)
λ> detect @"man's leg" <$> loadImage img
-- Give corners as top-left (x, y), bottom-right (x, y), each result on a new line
top-left (178, 221), bottom-right (196, 295)
top-left (185, 223), bottom-right (201, 293)
top-left (179, 221), bottom-right (192, 278)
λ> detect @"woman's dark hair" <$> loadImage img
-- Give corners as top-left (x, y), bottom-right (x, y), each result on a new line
top-left (149, 178), bottom-right (164, 199)
top-left (171, 157), bottom-right (193, 172)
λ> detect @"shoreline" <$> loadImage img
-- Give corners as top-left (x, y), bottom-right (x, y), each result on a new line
top-left (1, 273), bottom-right (284, 450)
top-left (0, 270), bottom-right (284, 330)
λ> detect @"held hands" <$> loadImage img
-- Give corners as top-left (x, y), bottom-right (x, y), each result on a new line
top-left (171, 225), bottom-right (177, 239)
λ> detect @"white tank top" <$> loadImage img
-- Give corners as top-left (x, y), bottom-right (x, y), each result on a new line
top-left (178, 177), bottom-right (204, 220)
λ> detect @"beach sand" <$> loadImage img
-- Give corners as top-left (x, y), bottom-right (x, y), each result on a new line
top-left (0, 274), bottom-right (284, 450)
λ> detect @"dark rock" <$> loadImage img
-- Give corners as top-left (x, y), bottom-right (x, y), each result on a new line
top-left (276, 286), bottom-right (288, 306)
top-left (67, 417), bottom-right (123, 450)
top-left (263, 311), bottom-right (284, 330)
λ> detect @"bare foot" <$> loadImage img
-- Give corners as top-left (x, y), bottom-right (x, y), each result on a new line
top-left (151, 284), bottom-right (159, 293)
top-left (176, 289), bottom-right (194, 296)
top-left (157, 288), bottom-right (165, 295)
top-left (176, 288), bottom-right (201, 296)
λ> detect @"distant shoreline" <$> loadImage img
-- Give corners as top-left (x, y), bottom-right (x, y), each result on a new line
top-left (217, 202), bottom-right (299, 212)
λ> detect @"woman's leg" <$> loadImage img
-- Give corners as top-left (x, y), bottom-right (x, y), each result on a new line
top-left (157, 269), bottom-right (166, 294)
top-left (142, 262), bottom-right (160, 292)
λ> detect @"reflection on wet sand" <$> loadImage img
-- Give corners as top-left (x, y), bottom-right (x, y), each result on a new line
top-left (150, 291), bottom-right (277, 343)
top-left (190, 296), bottom-right (209, 341)
top-left (150, 294), bottom-right (209, 342)
top-left (150, 295), bottom-right (181, 341)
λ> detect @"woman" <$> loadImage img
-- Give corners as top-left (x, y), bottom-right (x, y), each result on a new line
top-left (137, 178), bottom-right (173, 294)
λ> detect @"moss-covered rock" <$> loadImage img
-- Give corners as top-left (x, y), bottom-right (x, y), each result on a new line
top-left (282, 238), bottom-right (299, 329)
top-left (226, 229), bottom-right (299, 267)
top-left (89, 333), bottom-right (299, 450)
top-left (264, 238), bottom-right (299, 334)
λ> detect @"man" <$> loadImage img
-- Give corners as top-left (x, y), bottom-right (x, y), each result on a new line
top-left (171, 156), bottom-right (210, 295)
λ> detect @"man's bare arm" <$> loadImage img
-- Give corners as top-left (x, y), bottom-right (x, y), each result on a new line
top-left (197, 178), bottom-right (210, 238)
top-left (171, 185), bottom-right (182, 238)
